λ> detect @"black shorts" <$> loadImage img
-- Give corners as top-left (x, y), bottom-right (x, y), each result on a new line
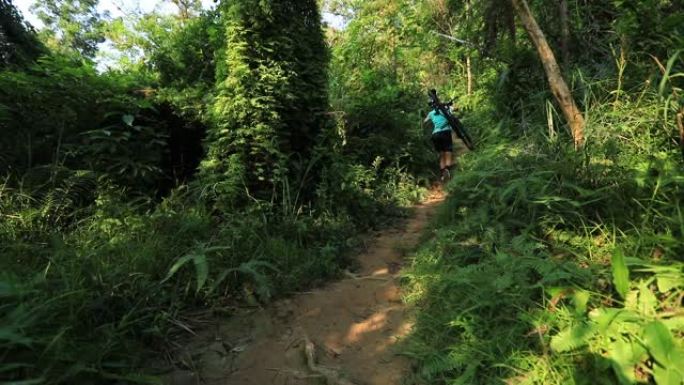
top-left (431, 130), bottom-right (453, 152)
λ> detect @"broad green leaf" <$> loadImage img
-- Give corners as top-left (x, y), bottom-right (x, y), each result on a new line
top-left (591, 308), bottom-right (641, 333)
top-left (164, 251), bottom-right (210, 292)
top-left (653, 365), bottom-right (683, 385)
top-left (643, 321), bottom-right (676, 367)
top-left (452, 362), bottom-right (478, 385)
top-left (608, 338), bottom-right (641, 385)
top-left (658, 50), bottom-right (682, 97)
top-left (662, 316), bottom-right (684, 332)
top-left (546, 286), bottom-right (567, 298)
top-left (624, 289), bottom-right (638, 311)
top-left (637, 282), bottom-right (658, 316)
top-left (192, 253), bottom-right (209, 292)
top-left (122, 114), bottom-right (134, 126)
top-left (162, 254), bottom-right (194, 282)
top-left (656, 275), bottom-right (684, 293)
top-left (572, 289), bottom-right (591, 315)
top-left (612, 249), bottom-right (630, 299)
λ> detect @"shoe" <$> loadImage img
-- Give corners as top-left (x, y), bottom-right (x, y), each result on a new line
top-left (441, 168), bottom-right (450, 182)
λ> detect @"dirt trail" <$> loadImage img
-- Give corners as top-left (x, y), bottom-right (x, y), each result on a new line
top-left (166, 192), bottom-right (443, 385)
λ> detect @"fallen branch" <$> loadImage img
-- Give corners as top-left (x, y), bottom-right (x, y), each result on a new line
top-left (303, 335), bottom-right (357, 385)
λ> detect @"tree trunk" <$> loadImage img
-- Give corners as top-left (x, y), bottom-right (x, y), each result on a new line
top-left (465, 0), bottom-right (473, 96)
top-left (466, 56), bottom-right (473, 96)
top-left (511, 0), bottom-right (585, 148)
top-left (559, 0), bottom-right (570, 68)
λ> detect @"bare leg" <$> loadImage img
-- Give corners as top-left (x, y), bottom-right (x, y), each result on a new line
top-left (444, 151), bottom-right (453, 168)
top-left (438, 152), bottom-right (455, 182)
top-left (438, 153), bottom-right (454, 169)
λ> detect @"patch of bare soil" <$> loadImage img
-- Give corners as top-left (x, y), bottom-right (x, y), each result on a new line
top-left (163, 191), bottom-right (443, 385)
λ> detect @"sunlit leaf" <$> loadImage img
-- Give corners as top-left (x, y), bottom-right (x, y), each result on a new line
top-left (612, 249), bottom-right (630, 299)
top-left (550, 323), bottom-right (597, 352)
top-left (637, 282), bottom-right (658, 316)
top-left (656, 275), bottom-right (683, 293)
top-left (653, 365), bottom-right (683, 385)
top-left (572, 289), bottom-right (591, 315)
top-left (642, 321), bottom-right (677, 367)
top-left (608, 338), bottom-right (644, 385)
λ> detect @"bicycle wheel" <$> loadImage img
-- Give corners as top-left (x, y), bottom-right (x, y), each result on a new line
top-left (447, 115), bottom-right (475, 151)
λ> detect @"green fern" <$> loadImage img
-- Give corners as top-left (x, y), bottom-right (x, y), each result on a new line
top-left (163, 244), bottom-right (230, 293)
top-left (210, 259), bottom-right (280, 301)
top-left (550, 323), bottom-right (597, 352)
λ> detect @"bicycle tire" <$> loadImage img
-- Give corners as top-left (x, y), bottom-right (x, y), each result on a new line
top-left (447, 114), bottom-right (475, 151)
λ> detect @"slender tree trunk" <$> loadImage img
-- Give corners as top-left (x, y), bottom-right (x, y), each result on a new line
top-left (559, 0), bottom-right (570, 68)
top-left (465, 0), bottom-right (473, 96)
top-left (511, 0), bottom-right (585, 148)
top-left (466, 56), bottom-right (473, 95)
top-left (677, 108), bottom-right (684, 159)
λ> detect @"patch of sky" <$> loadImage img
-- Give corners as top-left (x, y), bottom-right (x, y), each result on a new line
top-left (13, 0), bottom-right (345, 71)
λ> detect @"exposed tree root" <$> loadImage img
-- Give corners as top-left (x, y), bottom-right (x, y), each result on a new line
top-left (303, 335), bottom-right (358, 385)
top-left (343, 270), bottom-right (390, 282)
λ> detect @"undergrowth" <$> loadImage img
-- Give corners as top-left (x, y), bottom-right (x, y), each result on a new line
top-left (404, 85), bottom-right (684, 384)
top-left (0, 161), bottom-right (426, 384)
top-left (0, 18), bottom-right (429, 382)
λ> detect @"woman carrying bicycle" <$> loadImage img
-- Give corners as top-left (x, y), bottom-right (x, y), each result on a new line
top-left (424, 103), bottom-right (455, 181)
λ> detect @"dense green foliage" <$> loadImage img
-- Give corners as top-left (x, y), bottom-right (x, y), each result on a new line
top-left (1, 0), bottom-right (682, 383)
top-left (0, 0), bottom-right (44, 67)
top-left (200, 0), bottom-right (330, 205)
top-left (405, 95), bottom-right (684, 383)
top-left (1, 1), bottom-right (425, 383)
top-left (30, 0), bottom-right (108, 57)
top-left (390, 0), bottom-right (684, 384)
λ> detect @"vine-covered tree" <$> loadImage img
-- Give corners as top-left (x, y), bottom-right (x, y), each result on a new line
top-left (200, 0), bottom-right (329, 204)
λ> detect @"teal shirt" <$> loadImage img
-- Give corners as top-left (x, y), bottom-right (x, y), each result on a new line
top-left (428, 110), bottom-right (451, 134)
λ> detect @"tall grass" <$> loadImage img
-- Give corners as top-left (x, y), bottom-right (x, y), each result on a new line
top-left (403, 71), bottom-right (684, 384)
